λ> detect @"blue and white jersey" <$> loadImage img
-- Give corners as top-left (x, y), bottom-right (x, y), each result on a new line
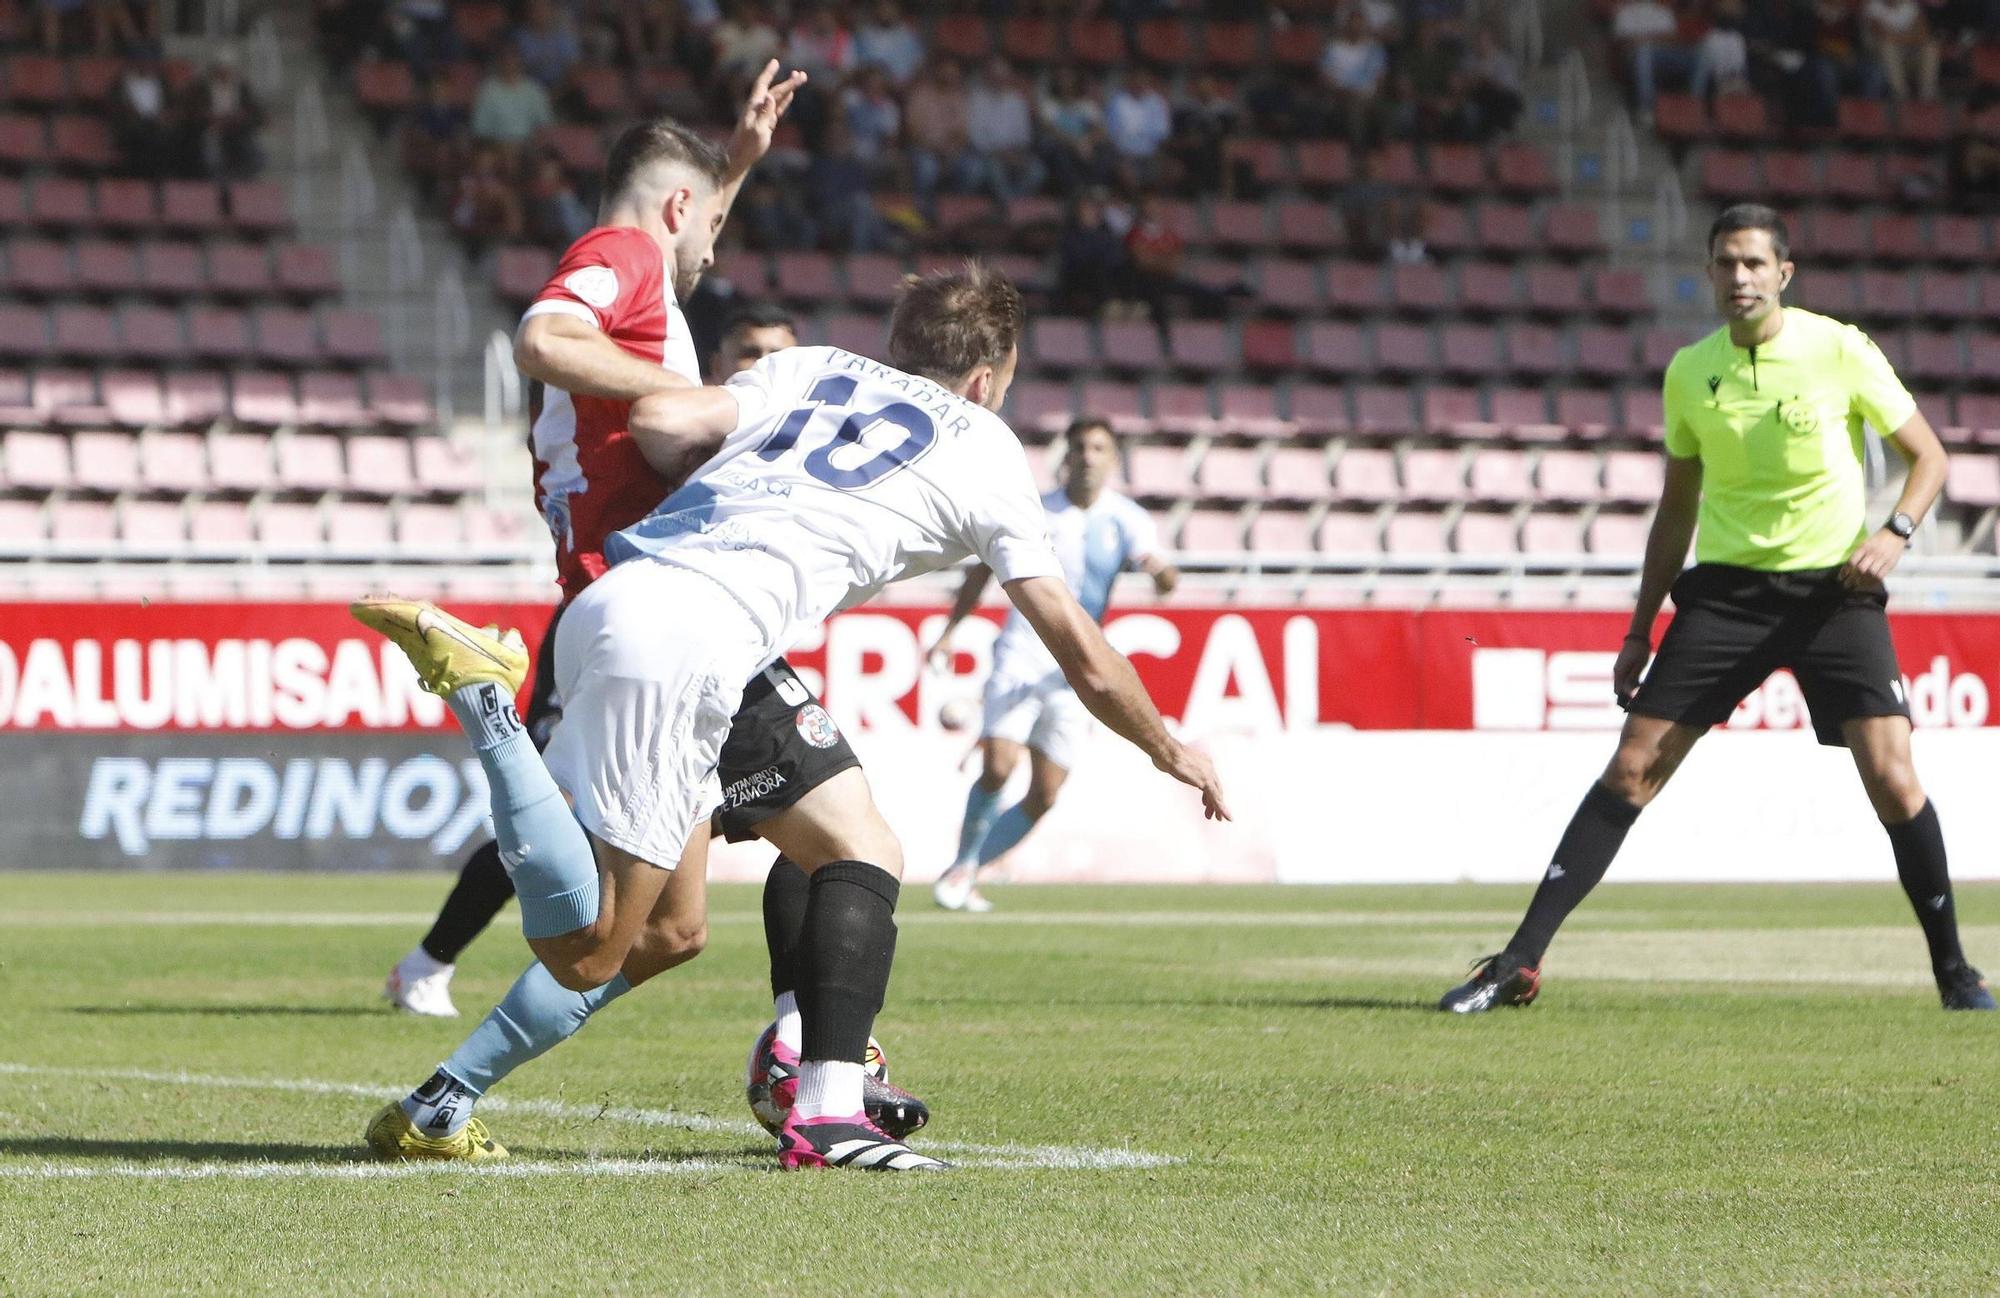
top-left (606, 346), bottom-right (1061, 664)
top-left (989, 486), bottom-right (1158, 681)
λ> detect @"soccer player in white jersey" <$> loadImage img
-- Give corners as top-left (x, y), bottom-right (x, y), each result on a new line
top-left (354, 266), bottom-right (1228, 1171)
top-left (925, 417), bottom-right (1179, 911)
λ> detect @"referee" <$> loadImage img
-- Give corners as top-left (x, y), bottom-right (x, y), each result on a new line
top-left (1441, 204), bottom-right (1994, 1013)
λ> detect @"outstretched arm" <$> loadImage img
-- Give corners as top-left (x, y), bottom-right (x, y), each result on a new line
top-left (1003, 574), bottom-right (1230, 821)
top-left (1140, 553), bottom-right (1179, 596)
top-left (515, 313), bottom-right (696, 402)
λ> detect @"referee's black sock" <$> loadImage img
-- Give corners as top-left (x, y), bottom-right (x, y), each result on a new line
top-left (1504, 783), bottom-right (1643, 965)
top-left (420, 839), bottom-right (517, 964)
top-left (1885, 800), bottom-right (1966, 976)
top-left (796, 861), bottom-right (900, 1063)
top-left (761, 856), bottom-right (812, 1000)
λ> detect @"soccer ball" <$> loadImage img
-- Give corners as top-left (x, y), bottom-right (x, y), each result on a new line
top-left (744, 1021), bottom-right (888, 1136)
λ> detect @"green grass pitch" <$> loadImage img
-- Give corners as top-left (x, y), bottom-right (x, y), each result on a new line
top-left (2, 872), bottom-right (1998, 1296)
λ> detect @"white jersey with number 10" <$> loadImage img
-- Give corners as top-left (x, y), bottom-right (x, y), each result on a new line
top-left (607, 345), bottom-right (1062, 663)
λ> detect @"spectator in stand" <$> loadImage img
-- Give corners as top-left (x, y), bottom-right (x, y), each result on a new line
top-left (526, 154), bottom-right (593, 247)
top-left (906, 58), bottom-right (972, 223)
top-left (804, 116), bottom-right (890, 251)
top-left (387, 0), bottom-right (456, 77)
top-left (111, 45), bottom-right (177, 179)
top-left (315, 0), bottom-right (384, 73)
top-left (1747, 0), bottom-right (1827, 121)
top-left (1338, 0), bottom-right (1402, 41)
top-left (1811, 0), bottom-right (1887, 103)
top-left (1692, 0), bottom-right (1753, 99)
top-left (38, 0), bottom-right (145, 54)
top-left (1171, 71), bottom-right (1242, 195)
top-left (515, 0), bottom-right (582, 90)
top-left (185, 54), bottom-right (264, 180)
top-left (1038, 65), bottom-right (1113, 196)
top-left (1403, 18), bottom-right (1480, 141)
top-left (1465, 26), bottom-right (1525, 137)
top-left (1106, 68), bottom-right (1174, 189)
top-left (616, 0), bottom-right (686, 66)
top-left (854, 0), bottom-right (925, 88)
top-left (841, 67), bottom-right (903, 178)
top-left (712, 3), bottom-right (784, 99)
top-left (1866, 0), bottom-right (1942, 99)
top-left (965, 58), bottom-right (1047, 203)
top-left (1121, 195), bottom-right (1191, 336)
top-left (1318, 9), bottom-right (1391, 145)
top-left (1948, 133), bottom-right (2000, 209)
top-left (1612, 0), bottom-right (1697, 121)
top-left (471, 46), bottom-right (555, 156)
top-left (401, 75), bottom-right (468, 192)
top-left (1054, 189), bottom-right (1128, 318)
top-left (738, 171), bottom-right (816, 249)
top-left (449, 143), bottom-right (524, 254)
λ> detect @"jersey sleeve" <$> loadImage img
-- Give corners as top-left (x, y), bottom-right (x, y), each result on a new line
top-left (1662, 351), bottom-right (1699, 459)
top-left (964, 439), bottom-right (1062, 585)
top-left (520, 228), bottom-right (654, 335)
top-left (1843, 325), bottom-right (1918, 435)
top-left (1117, 498), bottom-right (1162, 568)
top-left (722, 345), bottom-right (826, 430)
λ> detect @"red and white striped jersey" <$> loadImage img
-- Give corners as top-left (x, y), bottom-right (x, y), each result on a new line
top-left (521, 225), bottom-right (703, 597)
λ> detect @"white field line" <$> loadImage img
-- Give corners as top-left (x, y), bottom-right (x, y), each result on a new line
top-left (0, 909), bottom-right (1533, 930)
top-left (0, 1064), bottom-right (1176, 1172)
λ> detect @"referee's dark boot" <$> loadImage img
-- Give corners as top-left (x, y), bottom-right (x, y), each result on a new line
top-left (1438, 952), bottom-right (1541, 1014)
top-left (1936, 961), bottom-right (1997, 1011)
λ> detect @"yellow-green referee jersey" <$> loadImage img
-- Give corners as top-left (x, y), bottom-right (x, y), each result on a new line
top-left (1662, 307), bottom-right (1918, 572)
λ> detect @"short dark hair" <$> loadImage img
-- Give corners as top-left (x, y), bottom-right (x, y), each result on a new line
top-left (1063, 416), bottom-right (1114, 445)
top-left (720, 301), bottom-right (797, 341)
top-left (1708, 204), bottom-right (1790, 260)
top-left (602, 119), bottom-right (728, 207)
top-left (886, 261), bottom-right (1023, 384)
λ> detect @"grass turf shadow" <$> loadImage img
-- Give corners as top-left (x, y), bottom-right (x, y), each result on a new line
top-left (67, 1004), bottom-right (387, 1019)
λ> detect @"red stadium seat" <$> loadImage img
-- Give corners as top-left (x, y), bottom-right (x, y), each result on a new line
top-left (49, 115), bottom-right (114, 169)
top-left (1389, 263), bottom-right (1449, 313)
top-left (1945, 456), bottom-right (2000, 508)
top-left (254, 306), bottom-right (321, 366)
top-left (1217, 383), bottom-right (1284, 436)
top-left (1168, 321), bottom-right (1232, 375)
top-left (1000, 17), bottom-right (1057, 62)
top-left (1452, 510), bottom-right (1517, 555)
top-left (1194, 445), bottom-right (1264, 500)
top-left (1286, 382), bottom-right (1347, 432)
top-left (772, 252), bottom-right (838, 303)
top-left (1353, 385), bottom-right (1415, 433)
top-left (1473, 202), bottom-right (1536, 256)
top-left (1372, 322), bottom-right (1431, 373)
top-left (1856, 269), bottom-right (1917, 322)
top-left (1488, 388), bottom-right (1559, 440)
top-left (1295, 140), bottom-right (1352, 190)
top-left (1384, 510), bottom-right (1451, 557)
top-left (1805, 208), bottom-right (1868, 262)
top-left (1520, 512), bottom-right (1585, 556)
top-left (1651, 93), bottom-right (1707, 142)
top-left (276, 432), bottom-right (345, 493)
top-left (1204, 22), bottom-right (1260, 69)
top-left (1122, 443), bottom-right (1191, 501)
top-left (50, 498), bottom-right (116, 545)
top-left (160, 180), bottom-right (225, 233)
top-left (1440, 323), bottom-right (1502, 377)
top-left (1421, 387), bottom-right (1484, 436)
top-left (208, 241), bottom-right (273, 297)
top-left (1332, 447), bottom-right (1399, 502)
top-left (366, 374), bottom-right (435, 428)
top-left (0, 113), bottom-right (47, 168)
top-left (1030, 317), bottom-right (1094, 371)
top-left (1248, 508), bottom-right (1317, 554)
top-left (0, 300), bottom-right (49, 358)
top-left (413, 437), bottom-right (483, 495)
top-left (1824, 152), bottom-right (1882, 203)
top-left (75, 239), bottom-right (139, 294)
top-left (4, 237), bottom-right (73, 296)
top-left (1543, 204), bottom-right (1605, 254)
top-left (1371, 142), bottom-right (1421, 187)
top-left (1468, 449), bottom-right (1534, 503)
top-left (1556, 390), bottom-right (1615, 438)
top-left (256, 500), bottom-right (324, 552)
top-left (28, 175), bottom-right (91, 227)
top-left (1274, 200), bottom-right (1341, 253)
top-left (1494, 143), bottom-right (1558, 196)
top-left (398, 502), bottom-right (464, 550)
top-left (275, 244), bottom-right (339, 298)
top-left (104, 370), bottom-right (167, 429)
top-left (1428, 143), bottom-right (1486, 194)
top-left (1917, 271), bottom-right (1980, 322)
top-left (231, 371), bottom-right (299, 427)
top-left (345, 435), bottom-right (415, 498)
top-left (1458, 262), bottom-right (1517, 315)
top-left (1603, 450), bottom-right (1665, 504)
top-left (69, 430), bottom-right (138, 493)
top-left (1894, 98), bottom-right (1950, 146)
top-left (1420, 202), bottom-right (1474, 258)
top-left (931, 16), bottom-right (991, 60)
top-left (323, 309), bottom-right (386, 365)
top-left (4, 54), bottom-right (69, 107)
top-left (1270, 24), bottom-right (1326, 68)
top-left (136, 429), bottom-right (205, 492)
top-left (1640, 326), bottom-right (1689, 372)
top-left (844, 254), bottom-right (904, 307)
top-left (1325, 261), bottom-right (1386, 313)
top-left (228, 180), bottom-right (290, 235)
top-left (52, 304), bottom-right (118, 361)
top-left (1258, 259), bottom-right (1322, 314)
top-left (1525, 264), bottom-right (1586, 315)
top-left (1906, 330), bottom-right (1963, 384)
top-left (164, 371), bottom-right (228, 428)
top-left (1504, 322), bottom-right (1565, 378)
top-left (297, 371), bottom-right (368, 427)
top-left (1931, 215), bottom-right (1988, 264)
top-left (4, 429), bottom-right (71, 490)
top-left (189, 307), bottom-right (252, 362)
top-left (1135, 19), bottom-right (1193, 65)
top-left (1836, 97), bottom-right (1890, 143)
top-left (1149, 381), bottom-right (1215, 431)
top-left (1209, 198), bottom-right (1270, 248)
top-left (1265, 447), bottom-right (1331, 503)
top-left (1699, 150), bottom-right (1760, 201)
top-left (1302, 320), bottom-right (1366, 375)
top-left (1588, 267), bottom-right (1648, 317)
top-left (1102, 321), bottom-right (1164, 372)
top-left (355, 60), bottom-right (416, 113)
top-left (1317, 511), bottom-right (1381, 556)
top-left (1587, 514), bottom-right (1650, 557)
top-left (1713, 93), bottom-right (1770, 141)
top-left (139, 240), bottom-right (205, 296)
top-left (1574, 325), bottom-right (1633, 379)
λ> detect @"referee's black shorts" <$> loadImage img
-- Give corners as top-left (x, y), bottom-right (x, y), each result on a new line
top-left (1627, 563), bottom-right (1910, 747)
top-left (525, 606), bottom-right (860, 841)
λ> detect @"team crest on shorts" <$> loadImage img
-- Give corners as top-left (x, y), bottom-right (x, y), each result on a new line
top-left (794, 704), bottom-right (840, 748)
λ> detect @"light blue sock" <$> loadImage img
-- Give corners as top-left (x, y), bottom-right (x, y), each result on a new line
top-left (449, 681), bottom-right (598, 938)
top-left (976, 802), bottom-right (1039, 868)
top-left (954, 782), bottom-right (1004, 868)
top-left (438, 963), bottom-right (632, 1100)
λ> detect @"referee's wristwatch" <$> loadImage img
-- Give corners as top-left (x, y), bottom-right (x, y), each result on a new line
top-left (1886, 511), bottom-right (1917, 541)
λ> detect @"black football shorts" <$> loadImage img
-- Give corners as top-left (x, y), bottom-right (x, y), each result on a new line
top-left (528, 605), bottom-right (860, 840)
top-left (1627, 563), bottom-right (1911, 747)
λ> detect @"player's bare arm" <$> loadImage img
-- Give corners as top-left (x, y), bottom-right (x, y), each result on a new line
top-left (515, 313), bottom-right (699, 401)
top-left (1003, 574), bottom-right (1230, 821)
top-left (1615, 453), bottom-right (1703, 703)
top-left (1142, 553), bottom-right (1179, 596)
top-left (626, 387), bottom-right (742, 482)
top-left (1843, 410), bottom-right (1947, 589)
top-left (720, 59), bottom-right (806, 223)
top-left (926, 563), bottom-right (994, 668)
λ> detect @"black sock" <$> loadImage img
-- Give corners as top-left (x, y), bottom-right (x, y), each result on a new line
top-left (761, 856), bottom-right (812, 1000)
top-left (796, 861), bottom-right (900, 1064)
top-left (1504, 782), bottom-right (1642, 965)
top-left (419, 839), bottom-right (517, 964)
top-left (1886, 800), bottom-right (1965, 975)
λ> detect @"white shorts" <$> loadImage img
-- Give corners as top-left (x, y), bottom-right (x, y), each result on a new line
top-left (979, 668), bottom-right (1090, 770)
top-left (541, 559), bottom-right (767, 868)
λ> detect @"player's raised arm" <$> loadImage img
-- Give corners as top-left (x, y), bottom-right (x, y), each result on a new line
top-left (626, 386), bottom-right (744, 485)
top-left (926, 563), bottom-right (994, 669)
top-left (1002, 574), bottom-right (1229, 821)
top-left (720, 59), bottom-right (806, 224)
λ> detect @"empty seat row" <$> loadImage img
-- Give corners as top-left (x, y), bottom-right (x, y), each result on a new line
top-left (0, 52), bottom-right (197, 107)
top-left (1654, 92), bottom-right (1957, 148)
top-left (1, 427), bottom-right (481, 498)
top-left (1114, 445), bottom-right (1669, 508)
top-left (1006, 377), bottom-right (1668, 440)
top-left (1169, 507), bottom-right (1652, 560)
top-left (0, 302), bottom-right (384, 366)
top-left (1791, 208), bottom-right (1998, 265)
top-left (0, 497), bottom-right (530, 558)
top-left (0, 175), bottom-right (291, 234)
top-left (0, 367), bottom-right (431, 429)
top-left (1698, 148), bottom-right (1935, 206)
top-left (0, 237), bottom-right (337, 299)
